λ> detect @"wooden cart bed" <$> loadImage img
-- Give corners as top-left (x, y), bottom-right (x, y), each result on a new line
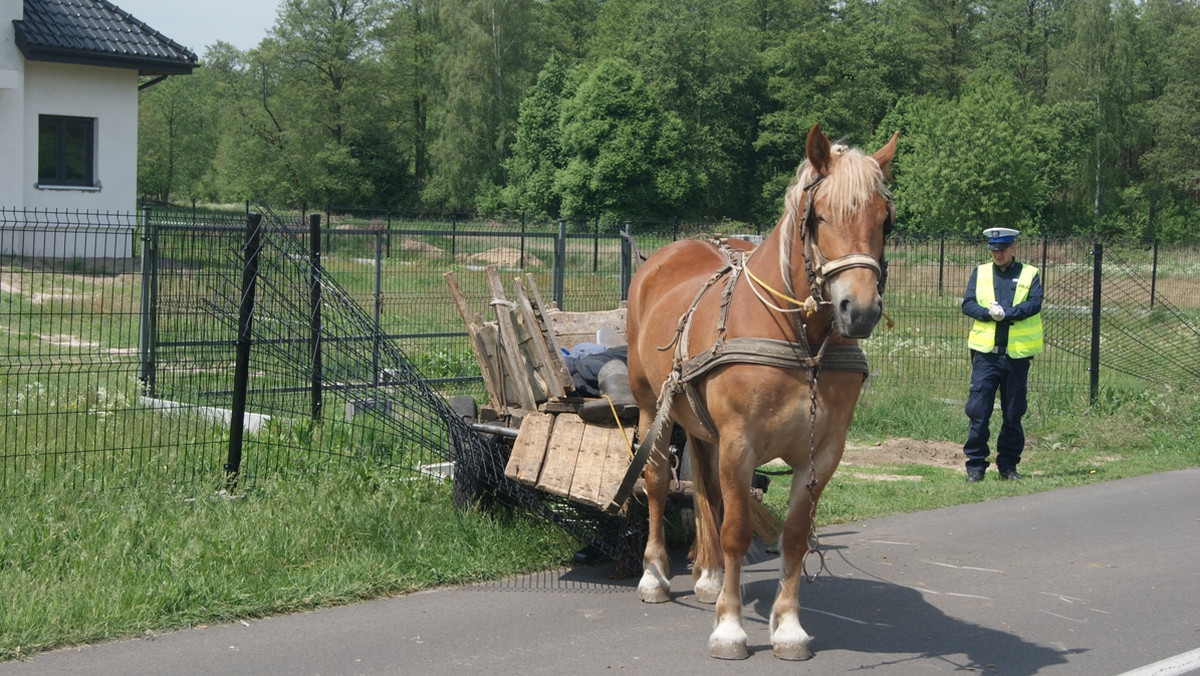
top-left (445, 267), bottom-right (642, 514)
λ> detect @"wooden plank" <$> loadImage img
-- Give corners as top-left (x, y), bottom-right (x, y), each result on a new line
top-left (508, 305), bottom-right (551, 401)
top-left (535, 413), bottom-right (587, 498)
top-left (444, 272), bottom-right (506, 413)
top-left (544, 305), bottom-right (628, 349)
top-left (475, 324), bottom-right (519, 408)
top-left (505, 411), bottom-right (554, 486)
top-left (596, 428), bottom-right (636, 511)
top-left (568, 424), bottom-right (619, 507)
top-left (485, 266), bottom-right (539, 411)
top-left (512, 277), bottom-right (567, 399)
top-left (521, 275), bottom-right (574, 393)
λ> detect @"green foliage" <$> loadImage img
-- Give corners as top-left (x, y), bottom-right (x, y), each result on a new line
top-left (502, 56), bottom-right (575, 217)
top-left (0, 465), bottom-right (575, 660)
top-left (883, 79), bottom-right (1056, 235)
top-left (555, 59), bottom-right (701, 219)
top-left (137, 0), bottom-right (1200, 241)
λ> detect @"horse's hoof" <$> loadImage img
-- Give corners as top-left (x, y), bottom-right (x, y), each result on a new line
top-left (693, 571), bottom-right (721, 604)
top-left (638, 585), bottom-right (669, 603)
top-left (637, 567), bottom-right (670, 603)
top-left (709, 639), bottom-right (750, 660)
top-left (772, 641), bottom-right (814, 661)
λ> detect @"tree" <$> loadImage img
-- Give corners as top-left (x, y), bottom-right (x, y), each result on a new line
top-left (878, 0), bottom-right (985, 99)
top-left (379, 0), bottom-right (441, 203)
top-left (882, 79), bottom-right (1055, 235)
top-left (977, 0), bottom-right (1068, 100)
top-left (138, 71), bottom-right (220, 202)
top-left (756, 0), bottom-right (895, 214)
top-left (555, 59), bottom-right (700, 219)
top-left (1140, 8), bottom-right (1200, 237)
top-left (588, 0), bottom-right (764, 219)
top-left (424, 0), bottom-right (536, 211)
top-left (502, 56), bottom-right (574, 217)
top-left (209, 0), bottom-right (395, 206)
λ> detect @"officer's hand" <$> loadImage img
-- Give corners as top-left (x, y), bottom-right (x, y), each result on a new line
top-left (988, 303), bottom-right (1006, 321)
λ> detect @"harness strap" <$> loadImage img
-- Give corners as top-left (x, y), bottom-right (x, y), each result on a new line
top-left (681, 339), bottom-right (869, 384)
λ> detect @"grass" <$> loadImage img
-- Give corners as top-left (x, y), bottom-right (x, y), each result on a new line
top-left (761, 380), bottom-right (1200, 525)
top-left (0, 465), bottom-right (576, 662)
top-left (4, 235), bottom-right (1200, 662)
top-left (4, 381), bottom-right (1197, 663)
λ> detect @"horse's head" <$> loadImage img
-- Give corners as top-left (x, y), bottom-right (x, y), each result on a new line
top-left (788, 125), bottom-right (897, 339)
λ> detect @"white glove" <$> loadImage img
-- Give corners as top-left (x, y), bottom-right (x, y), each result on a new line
top-left (988, 302), bottom-right (1006, 321)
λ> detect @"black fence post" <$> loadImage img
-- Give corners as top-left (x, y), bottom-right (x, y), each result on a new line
top-left (620, 220), bottom-right (633, 301)
top-left (309, 213), bottom-right (323, 422)
top-left (324, 205), bottom-right (332, 254)
top-left (1149, 238), bottom-right (1159, 310)
top-left (593, 216), bottom-right (600, 272)
top-left (227, 212), bottom-right (263, 490)
top-left (137, 205), bottom-right (157, 397)
top-left (519, 213), bottom-right (527, 269)
top-left (373, 229), bottom-right (383, 385)
top-left (554, 219), bottom-right (566, 309)
top-left (1089, 240), bottom-right (1102, 406)
top-left (937, 233), bottom-right (945, 296)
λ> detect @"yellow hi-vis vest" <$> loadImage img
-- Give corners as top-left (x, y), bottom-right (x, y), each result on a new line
top-left (968, 262), bottom-right (1043, 358)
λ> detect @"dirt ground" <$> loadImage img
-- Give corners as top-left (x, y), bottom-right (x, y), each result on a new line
top-left (842, 437), bottom-right (965, 469)
top-left (833, 438), bottom-right (967, 481)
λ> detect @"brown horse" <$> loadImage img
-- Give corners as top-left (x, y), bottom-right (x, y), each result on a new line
top-left (626, 125), bottom-right (897, 660)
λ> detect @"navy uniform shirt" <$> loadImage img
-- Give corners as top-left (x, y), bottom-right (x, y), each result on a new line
top-left (962, 260), bottom-right (1044, 349)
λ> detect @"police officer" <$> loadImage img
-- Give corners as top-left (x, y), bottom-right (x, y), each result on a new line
top-left (961, 227), bottom-right (1043, 482)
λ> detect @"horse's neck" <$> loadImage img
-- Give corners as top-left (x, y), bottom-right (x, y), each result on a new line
top-left (749, 222), bottom-right (836, 348)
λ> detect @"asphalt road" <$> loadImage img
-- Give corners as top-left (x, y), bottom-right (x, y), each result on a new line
top-left (4, 468), bottom-right (1198, 676)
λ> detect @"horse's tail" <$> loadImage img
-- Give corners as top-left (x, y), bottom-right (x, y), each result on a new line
top-left (688, 435), bottom-right (722, 578)
top-left (688, 437), bottom-right (782, 577)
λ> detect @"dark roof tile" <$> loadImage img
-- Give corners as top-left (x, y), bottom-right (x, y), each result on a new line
top-left (14, 0), bottom-right (198, 75)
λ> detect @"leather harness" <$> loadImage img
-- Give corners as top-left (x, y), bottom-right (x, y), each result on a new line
top-left (638, 176), bottom-right (884, 458)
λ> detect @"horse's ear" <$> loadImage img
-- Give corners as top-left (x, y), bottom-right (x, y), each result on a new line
top-left (806, 124), bottom-right (832, 175)
top-left (873, 131), bottom-right (899, 178)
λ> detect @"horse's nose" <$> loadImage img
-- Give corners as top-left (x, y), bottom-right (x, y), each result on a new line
top-left (838, 296), bottom-right (882, 338)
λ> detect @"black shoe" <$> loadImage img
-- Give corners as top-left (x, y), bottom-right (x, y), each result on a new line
top-left (966, 469), bottom-right (984, 483)
top-left (998, 469), bottom-right (1021, 481)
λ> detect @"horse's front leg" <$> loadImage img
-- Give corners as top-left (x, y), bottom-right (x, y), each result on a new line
top-left (708, 459), bottom-right (754, 660)
top-left (769, 476), bottom-right (818, 660)
top-left (638, 433), bottom-right (673, 603)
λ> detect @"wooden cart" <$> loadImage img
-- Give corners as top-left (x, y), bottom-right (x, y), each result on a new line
top-left (444, 267), bottom-right (652, 515)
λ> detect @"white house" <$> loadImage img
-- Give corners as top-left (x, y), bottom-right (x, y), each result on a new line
top-left (1, 0), bottom-right (195, 257)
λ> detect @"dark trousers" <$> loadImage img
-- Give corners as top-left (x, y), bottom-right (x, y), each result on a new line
top-left (963, 351), bottom-right (1031, 472)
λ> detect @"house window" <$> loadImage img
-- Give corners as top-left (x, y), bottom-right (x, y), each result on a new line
top-left (38, 115), bottom-right (96, 187)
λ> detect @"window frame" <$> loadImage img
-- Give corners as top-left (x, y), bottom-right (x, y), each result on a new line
top-left (38, 114), bottom-right (97, 188)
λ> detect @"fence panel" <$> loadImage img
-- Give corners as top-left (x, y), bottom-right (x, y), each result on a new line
top-left (4, 206), bottom-right (1200, 498)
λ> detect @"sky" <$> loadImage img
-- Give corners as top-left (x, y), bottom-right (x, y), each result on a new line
top-left (109, 0), bottom-right (281, 55)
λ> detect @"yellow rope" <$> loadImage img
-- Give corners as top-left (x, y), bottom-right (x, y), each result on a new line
top-left (744, 262), bottom-right (895, 329)
top-left (743, 265), bottom-right (821, 316)
top-left (601, 394), bottom-right (635, 458)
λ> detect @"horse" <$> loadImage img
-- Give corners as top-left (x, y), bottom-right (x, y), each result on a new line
top-left (625, 124), bottom-right (897, 660)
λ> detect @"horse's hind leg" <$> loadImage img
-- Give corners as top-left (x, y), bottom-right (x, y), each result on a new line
top-left (769, 477), bottom-right (818, 660)
top-left (637, 419), bottom-right (673, 603)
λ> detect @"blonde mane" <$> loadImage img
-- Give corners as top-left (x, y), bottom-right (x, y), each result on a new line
top-left (783, 144), bottom-right (891, 226)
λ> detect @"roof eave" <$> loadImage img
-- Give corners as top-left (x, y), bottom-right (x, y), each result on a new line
top-left (16, 40), bottom-right (197, 76)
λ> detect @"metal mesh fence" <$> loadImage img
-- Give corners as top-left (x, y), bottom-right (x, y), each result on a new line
top-left (4, 206), bottom-right (1198, 568)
